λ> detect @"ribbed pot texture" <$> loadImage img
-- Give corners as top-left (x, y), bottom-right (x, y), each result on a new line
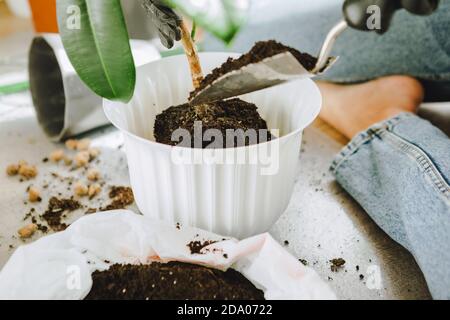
top-left (104, 53), bottom-right (322, 238)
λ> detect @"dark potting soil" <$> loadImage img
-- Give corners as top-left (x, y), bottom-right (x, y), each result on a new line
top-left (85, 262), bottom-right (265, 300)
top-left (330, 258), bottom-right (346, 272)
top-left (41, 197), bottom-right (81, 231)
top-left (100, 186), bottom-right (134, 211)
top-left (189, 40), bottom-right (318, 100)
top-left (154, 98), bottom-right (272, 148)
top-left (187, 240), bottom-right (217, 255)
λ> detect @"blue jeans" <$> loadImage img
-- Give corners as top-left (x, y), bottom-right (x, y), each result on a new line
top-left (204, 0), bottom-right (450, 299)
top-left (331, 113), bottom-right (450, 300)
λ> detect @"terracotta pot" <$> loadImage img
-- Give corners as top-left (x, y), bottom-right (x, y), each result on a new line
top-left (29, 0), bottom-right (58, 33)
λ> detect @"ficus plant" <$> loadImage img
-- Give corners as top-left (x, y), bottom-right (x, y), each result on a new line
top-left (56, 0), bottom-right (249, 102)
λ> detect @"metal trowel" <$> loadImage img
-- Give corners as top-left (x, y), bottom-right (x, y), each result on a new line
top-left (190, 20), bottom-right (348, 105)
top-left (190, 0), bottom-right (440, 105)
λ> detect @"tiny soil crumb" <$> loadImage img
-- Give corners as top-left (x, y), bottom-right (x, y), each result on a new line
top-left (299, 259), bottom-right (308, 266)
top-left (101, 186), bottom-right (134, 211)
top-left (85, 262), bottom-right (264, 300)
top-left (41, 197), bottom-right (81, 231)
top-left (31, 216), bottom-right (48, 233)
top-left (359, 274), bottom-right (364, 280)
top-left (330, 258), bottom-right (346, 272)
top-left (187, 240), bottom-right (217, 255)
top-left (190, 40), bottom-right (318, 100)
top-left (154, 98), bottom-right (272, 148)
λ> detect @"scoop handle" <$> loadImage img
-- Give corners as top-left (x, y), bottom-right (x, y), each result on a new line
top-left (343, 0), bottom-right (439, 33)
top-left (401, 0), bottom-right (439, 15)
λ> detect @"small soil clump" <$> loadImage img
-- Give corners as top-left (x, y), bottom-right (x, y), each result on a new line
top-left (101, 186), bottom-right (134, 211)
top-left (187, 240), bottom-right (217, 254)
top-left (190, 40), bottom-right (317, 99)
top-left (41, 197), bottom-right (81, 231)
top-left (299, 259), bottom-right (308, 266)
top-left (154, 98), bottom-right (271, 148)
top-left (330, 258), bottom-right (346, 272)
top-left (85, 262), bottom-right (264, 300)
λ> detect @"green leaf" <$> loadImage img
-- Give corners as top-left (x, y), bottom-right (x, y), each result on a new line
top-left (164, 0), bottom-right (250, 44)
top-left (57, 0), bottom-right (135, 102)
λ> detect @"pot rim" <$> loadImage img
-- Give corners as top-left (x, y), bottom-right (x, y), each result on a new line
top-left (103, 52), bottom-right (322, 153)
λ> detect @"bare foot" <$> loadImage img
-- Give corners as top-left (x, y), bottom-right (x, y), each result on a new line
top-left (317, 76), bottom-right (424, 139)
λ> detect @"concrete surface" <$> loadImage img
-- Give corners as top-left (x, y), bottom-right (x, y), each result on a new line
top-left (0, 95), bottom-right (431, 299)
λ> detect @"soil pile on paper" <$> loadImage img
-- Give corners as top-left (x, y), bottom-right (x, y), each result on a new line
top-left (85, 262), bottom-right (265, 300)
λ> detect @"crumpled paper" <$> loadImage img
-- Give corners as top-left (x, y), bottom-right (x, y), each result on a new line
top-left (0, 210), bottom-right (336, 300)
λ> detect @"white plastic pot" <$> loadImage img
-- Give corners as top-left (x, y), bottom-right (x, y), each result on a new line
top-left (104, 53), bottom-right (322, 239)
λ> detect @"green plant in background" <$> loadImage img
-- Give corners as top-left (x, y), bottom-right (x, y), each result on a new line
top-left (56, 0), bottom-right (249, 103)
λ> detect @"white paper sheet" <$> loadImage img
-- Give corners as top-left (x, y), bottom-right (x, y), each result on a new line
top-left (0, 210), bottom-right (336, 300)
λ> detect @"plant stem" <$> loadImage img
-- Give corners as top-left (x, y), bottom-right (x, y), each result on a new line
top-left (180, 21), bottom-right (204, 90)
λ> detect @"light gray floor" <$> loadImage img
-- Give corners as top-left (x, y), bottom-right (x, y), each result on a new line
top-left (0, 96), bottom-right (431, 299)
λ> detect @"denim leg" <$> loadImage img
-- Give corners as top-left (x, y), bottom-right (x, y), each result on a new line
top-left (331, 113), bottom-right (450, 299)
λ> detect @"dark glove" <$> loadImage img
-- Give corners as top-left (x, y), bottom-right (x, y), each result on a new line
top-left (142, 0), bottom-right (182, 48)
top-left (343, 0), bottom-right (439, 33)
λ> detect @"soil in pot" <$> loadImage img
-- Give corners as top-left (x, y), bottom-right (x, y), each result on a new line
top-left (189, 40), bottom-right (318, 100)
top-left (154, 98), bottom-right (272, 148)
top-left (85, 261), bottom-right (265, 300)
top-left (155, 40), bottom-right (315, 148)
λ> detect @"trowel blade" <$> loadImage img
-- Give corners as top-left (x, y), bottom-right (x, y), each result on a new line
top-left (190, 52), bottom-right (337, 105)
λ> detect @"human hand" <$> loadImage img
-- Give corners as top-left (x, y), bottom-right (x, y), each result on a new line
top-left (400, 0), bottom-right (440, 15)
top-left (142, 0), bottom-right (182, 48)
top-left (343, 0), bottom-right (439, 33)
